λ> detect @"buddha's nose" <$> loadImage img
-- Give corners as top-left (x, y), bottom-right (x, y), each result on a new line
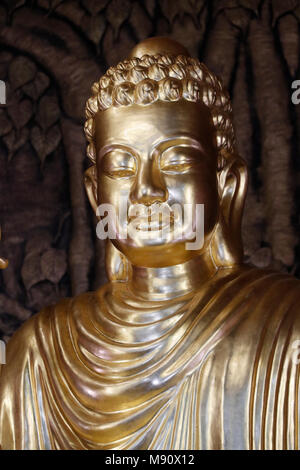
top-left (130, 163), bottom-right (168, 205)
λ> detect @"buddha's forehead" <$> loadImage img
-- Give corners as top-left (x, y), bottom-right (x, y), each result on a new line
top-left (94, 100), bottom-right (216, 156)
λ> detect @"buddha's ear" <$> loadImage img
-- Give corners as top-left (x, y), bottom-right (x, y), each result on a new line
top-left (84, 165), bottom-right (98, 214)
top-left (210, 153), bottom-right (248, 267)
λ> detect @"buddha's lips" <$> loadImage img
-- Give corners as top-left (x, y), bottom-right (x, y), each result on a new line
top-left (127, 213), bottom-right (175, 231)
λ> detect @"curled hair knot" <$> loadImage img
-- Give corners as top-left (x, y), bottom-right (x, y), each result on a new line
top-left (148, 63), bottom-right (169, 81)
top-left (159, 78), bottom-right (182, 101)
top-left (135, 79), bottom-right (159, 105)
top-left (112, 82), bottom-right (135, 106)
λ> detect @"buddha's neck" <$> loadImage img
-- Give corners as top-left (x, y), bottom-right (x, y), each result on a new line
top-left (129, 251), bottom-right (218, 301)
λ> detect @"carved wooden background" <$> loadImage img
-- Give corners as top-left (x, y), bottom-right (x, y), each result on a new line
top-left (0, 0), bottom-right (300, 341)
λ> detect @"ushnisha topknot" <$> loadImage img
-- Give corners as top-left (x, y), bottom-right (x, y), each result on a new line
top-left (84, 42), bottom-right (236, 167)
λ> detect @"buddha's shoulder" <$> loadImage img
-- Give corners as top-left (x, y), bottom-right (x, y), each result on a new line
top-left (220, 264), bottom-right (300, 336)
top-left (233, 263), bottom-right (300, 302)
top-left (4, 290), bottom-right (100, 356)
top-left (224, 263), bottom-right (300, 292)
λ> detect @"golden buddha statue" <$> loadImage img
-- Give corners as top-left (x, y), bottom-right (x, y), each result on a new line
top-left (1, 37), bottom-right (300, 450)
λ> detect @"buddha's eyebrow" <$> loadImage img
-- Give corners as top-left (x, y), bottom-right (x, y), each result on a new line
top-left (98, 144), bottom-right (136, 159)
top-left (151, 136), bottom-right (204, 156)
top-left (98, 137), bottom-right (204, 160)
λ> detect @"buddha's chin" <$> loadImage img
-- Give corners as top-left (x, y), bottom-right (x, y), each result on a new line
top-left (112, 237), bottom-right (209, 268)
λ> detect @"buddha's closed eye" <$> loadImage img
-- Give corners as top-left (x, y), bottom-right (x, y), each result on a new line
top-left (100, 144), bottom-right (203, 179)
top-left (159, 146), bottom-right (201, 174)
top-left (101, 150), bottom-right (137, 179)
top-left (160, 159), bottom-right (193, 174)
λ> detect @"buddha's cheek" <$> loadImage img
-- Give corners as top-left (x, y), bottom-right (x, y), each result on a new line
top-left (202, 191), bottom-right (219, 236)
top-left (96, 178), bottom-right (132, 236)
top-left (198, 180), bottom-right (220, 235)
top-left (97, 177), bottom-right (130, 206)
top-left (166, 172), bottom-right (219, 239)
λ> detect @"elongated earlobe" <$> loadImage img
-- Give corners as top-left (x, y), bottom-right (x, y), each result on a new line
top-left (210, 154), bottom-right (248, 267)
top-left (84, 165), bottom-right (98, 214)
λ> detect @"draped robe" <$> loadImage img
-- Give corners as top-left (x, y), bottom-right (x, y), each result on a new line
top-left (1, 264), bottom-right (300, 450)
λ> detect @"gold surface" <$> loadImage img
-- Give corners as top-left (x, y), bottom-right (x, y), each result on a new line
top-left (0, 37), bottom-right (300, 450)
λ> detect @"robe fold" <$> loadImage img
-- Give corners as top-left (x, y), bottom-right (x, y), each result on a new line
top-left (1, 264), bottom-right (300, 450)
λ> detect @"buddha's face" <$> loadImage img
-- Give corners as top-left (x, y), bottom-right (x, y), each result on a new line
top-left (94, 100), bottom-right (220, 267)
